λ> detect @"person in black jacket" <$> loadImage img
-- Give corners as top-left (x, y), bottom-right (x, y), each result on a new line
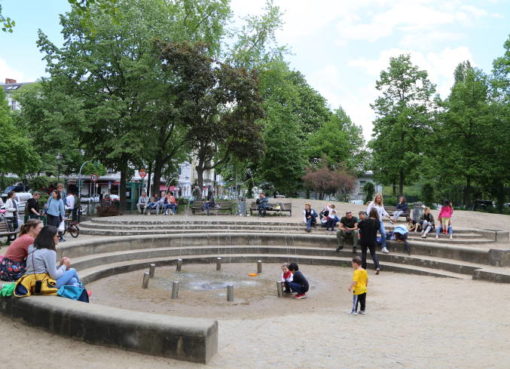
top-left (287, 263), bottom-right (309, 299)
top-left (358, 209), bottom-right (381, 274)
top-left (26, 192), bottom-right (42, 219)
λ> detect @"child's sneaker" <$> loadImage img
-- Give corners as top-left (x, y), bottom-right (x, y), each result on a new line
top-left (381, 247), bottom-right (389, 253)
top-left (358, 310), bottom-right (366, 315)
top-left (294, 293), bottom-right (306, 299)
top-left (350, 311), bottom-right (358, 315)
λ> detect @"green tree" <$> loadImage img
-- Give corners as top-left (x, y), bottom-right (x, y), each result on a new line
top-left (13, 83), bottom-right (86, 175)
top-left (369, 54), bottom-right (436, 195)
top-left (434, 62), bottom-right (491, 207)
top-left (36, 0), bottom-right (230, 207)
top-left (158, 41), bottom-right (265, 192)
top-left (0, 88), bottom-right (40, 176)
top-left (306, 107), bottom-right (365, 171)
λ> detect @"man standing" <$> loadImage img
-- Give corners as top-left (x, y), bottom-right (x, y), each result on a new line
top-left (336, 211), bottom-right (359, 253)
top-left (26, 192), bottom-right (42, 219)
top-left (65, 190), bottom-right (77, 221)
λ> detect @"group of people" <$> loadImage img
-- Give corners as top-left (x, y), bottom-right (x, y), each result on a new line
top-left (304, 194), bottom-right (456, 276)
top-left (137, 191), bottom-right (178, 215)
top-left (0, 221), bottom-right (84, 297)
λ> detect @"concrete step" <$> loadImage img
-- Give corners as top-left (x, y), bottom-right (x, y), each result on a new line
top-left (81, 220), bottom-right (487, 235)
top-left (58, 232), bottom-right (492, 266)
top-left (79, 253), bottom-right (474, 286)
top-left (70, 244), bottom-right (488, 278)
top-left (79, 227), bottom-right (493, 245)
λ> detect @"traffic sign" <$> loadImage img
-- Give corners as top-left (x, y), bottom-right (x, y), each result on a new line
top-left (139, 169), bottom-right (147, 179)
top-left (91, 174), bottom-right (98, 182)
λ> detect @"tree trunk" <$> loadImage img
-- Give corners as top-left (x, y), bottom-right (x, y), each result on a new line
top-left (464, 176), bottom-right (472, 208)
top-left (196, 164), bottom-right (204, 199)
top-left (399, 168), bottom-right (404, 196)
top-left (119, 159), bottom-right (128, 211)
top-left (152, 157), bottom-right (163, 197)
top-left (147, 161), bottom-right (153, 197)
top-left (392, 183), bottom-right (397, 196)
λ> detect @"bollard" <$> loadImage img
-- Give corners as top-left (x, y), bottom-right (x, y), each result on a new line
top-left (257, 260), bottom-right (262, 274)
top-left (276, 281), bottom-right (283, 297)
top-left (227, 284), bottom-right (234, 302)
top-left (149, 263), bottom-right (156, 278)
top-left (142, 272), bottom-right (150, 289)
top-left (216, 257), bottom-right (222, 271)
top-left (171, 281), bottom-right (179, 299)
top-left (176, 258), bottom-right (183, 272)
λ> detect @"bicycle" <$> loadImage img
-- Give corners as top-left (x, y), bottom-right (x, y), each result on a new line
top-left (62, 219), bottom-right (80, 238)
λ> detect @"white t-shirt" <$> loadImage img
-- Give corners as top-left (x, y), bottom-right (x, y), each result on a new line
top-left (366, 202), bottom-right (389, 220)
top-left (66, 194), bottom-right (75, 210)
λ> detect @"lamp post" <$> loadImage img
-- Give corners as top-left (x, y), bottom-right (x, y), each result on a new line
top-left (78, 160), bottom-right (91, 200)
top-left (56, 153), bottom-right (63, 183)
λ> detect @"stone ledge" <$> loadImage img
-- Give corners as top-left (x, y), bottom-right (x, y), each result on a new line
top-left (0, 296), bottom-right (218, 363)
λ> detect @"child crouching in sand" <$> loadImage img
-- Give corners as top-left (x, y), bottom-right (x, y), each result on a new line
top-left (348, 256), bottom-right (368, 315)
top-left (280, 263), bottom-right (293, 293)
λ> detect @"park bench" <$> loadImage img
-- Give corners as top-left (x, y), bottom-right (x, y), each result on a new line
top-left (249, 202), bottom-right (292, 216)
top-left (191, 200), bottom-right (235, 215)
top-left (0, 218), bottom-right (18, 244)
top-left (385, 205), bottom-right (410, 221)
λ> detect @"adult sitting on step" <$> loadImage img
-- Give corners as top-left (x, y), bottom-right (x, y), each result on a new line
top-left (419, 207), bottom-right (435, 238)
top-left (15, 225), bottom-right (84, 297)
top-left (336, 211), bottom-right (359, 253)
top-left (0, 219), bottom-right (43, 282)
top-left (303, 203), bottom-right (318, 233)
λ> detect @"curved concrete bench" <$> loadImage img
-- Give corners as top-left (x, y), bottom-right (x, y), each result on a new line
top-left (0, 295), bottom-right (217, 363)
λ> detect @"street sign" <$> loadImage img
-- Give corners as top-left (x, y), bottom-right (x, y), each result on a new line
top-left (139, 169), bottom-right (147, 179)
top-left (91, 174), bottom-right (98, 182)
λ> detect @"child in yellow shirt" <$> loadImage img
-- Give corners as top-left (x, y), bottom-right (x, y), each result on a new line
top-left (348, 256), bottom-right (368, 315)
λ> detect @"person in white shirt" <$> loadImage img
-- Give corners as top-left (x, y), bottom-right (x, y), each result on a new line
top-left (137, 191), bottom-right (149, 214)
top-left (65, 191), bottom-right (77, 221)
top-left (4, 191), bottom-right (19, 231)
top-left (366, 193), bottom-right (393, 253)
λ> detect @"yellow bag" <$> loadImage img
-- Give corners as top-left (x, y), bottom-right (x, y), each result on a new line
top-left (14, 273), bottom-right (58, 297)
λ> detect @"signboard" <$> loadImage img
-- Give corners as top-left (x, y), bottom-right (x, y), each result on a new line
top-left (139, 169), bottom-right (147, 179)
top-left (91, 174), bottom-right (98, 182)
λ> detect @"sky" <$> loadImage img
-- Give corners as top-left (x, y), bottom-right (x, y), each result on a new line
top-left (1, 0), bottom-right (509, 140)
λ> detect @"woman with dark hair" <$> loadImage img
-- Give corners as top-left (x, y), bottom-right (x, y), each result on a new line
top-left (46, 190), bottom-right (66, 241)
top-left (0, 219), bottom-right (43, 281)
top-left (21, 225), bottom-right (82, 289)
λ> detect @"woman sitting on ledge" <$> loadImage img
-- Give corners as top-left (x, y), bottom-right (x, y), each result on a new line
top-left (15, 225), bottom-right (83, 297)
top-left (0, 219), bottom-right (43, 282)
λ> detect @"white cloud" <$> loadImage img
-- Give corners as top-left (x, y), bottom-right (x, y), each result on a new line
top-left (0, 58), bottom-right (26, 83)
top-left (349, 46), bottom-right (475, 96)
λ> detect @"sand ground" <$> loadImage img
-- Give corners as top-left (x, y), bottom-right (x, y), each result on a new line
top-left (2, 265), bottom-right (510, 369)
top-left (1, 199), bottom-right (510, 368)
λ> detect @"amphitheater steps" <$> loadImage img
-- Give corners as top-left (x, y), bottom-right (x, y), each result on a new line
top-left (78, 253), bottom-right (473, 285)
top-left (79, 226), bottom-right (491, 245)
top-left (70, 245), bottom-right (487, 282)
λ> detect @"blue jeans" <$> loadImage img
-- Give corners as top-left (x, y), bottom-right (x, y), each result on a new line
top-left (305, 217), bottom-right (316, 231)
top-left (289, 282), bottom-right (307, 294)
top-left (379, 221), bottom-right (387, 248)
top-left (165, 204), bottom-right (177, 214)
top-left (436, 225), bottom-right (453, 236)
top-left (57, 268), bottom-right (81, 288)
